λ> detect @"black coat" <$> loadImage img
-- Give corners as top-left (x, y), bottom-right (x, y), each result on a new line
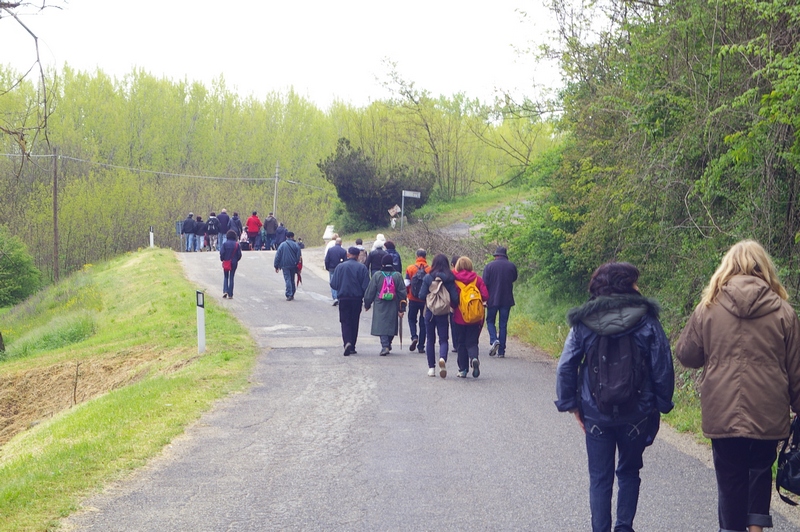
top-left (217, 212), bottom-right (230, 234)
top-left (367, 248), bottom-right (386, 276)
top-left (324, 245), bottom-right (348, 271)
top-left (182, 217), bottom-right (196, 234)
top-left (194, 220), bottom-right (207, 237)
top-left (482, 256), bottom-right (518, 308)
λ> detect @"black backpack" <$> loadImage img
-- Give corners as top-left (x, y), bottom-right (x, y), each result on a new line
top-left (410, 265), bottom-right (427, 299)
top-left (777, 416), bottom-right (800, 505)
top-left (585, 332), bottom-right (647, 416)
top-left (207, 216), bottom-right (219, 234)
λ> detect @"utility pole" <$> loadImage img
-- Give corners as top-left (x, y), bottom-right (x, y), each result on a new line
top-left (53, 147), bottom-right (59, 282)
top-left (273, 161), bottom-right (279, 217)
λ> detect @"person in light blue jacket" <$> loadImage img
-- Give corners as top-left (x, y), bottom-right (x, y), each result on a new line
top-left (555, 261), bottom-right (674, 532)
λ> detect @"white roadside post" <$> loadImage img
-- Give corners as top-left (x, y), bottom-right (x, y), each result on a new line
top-left (400, 190), bottom-right (421, 231)
top-left (196, 290), bottom-right (206, 354)
top-left (149, 226), bottom-right (154, 248)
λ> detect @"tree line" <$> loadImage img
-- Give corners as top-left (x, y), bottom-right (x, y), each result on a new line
top-left (0, 65), bottom-right (552, 292)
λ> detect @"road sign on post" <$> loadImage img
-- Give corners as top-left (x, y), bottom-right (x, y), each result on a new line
top-left (400, 190), bottom-right (421, 231)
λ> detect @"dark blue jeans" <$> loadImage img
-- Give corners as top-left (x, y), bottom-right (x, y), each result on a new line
top-left (486, 306), bottom-right (511, 354)
top-left (223, 266), bottom-right (237, 297)
top-left (265, 233), bottom-right (275, 250)
top-left (424, 310), bottom-right (450, 368)
top-left (407, 300), bottom-right (426, 349)
top-left (584, 416), bottom-right (649, 532)
top-left (282, 268), bottom-right (297, 298)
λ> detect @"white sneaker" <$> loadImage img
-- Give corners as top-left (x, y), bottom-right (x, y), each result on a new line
top-left (438, 357), bottom-right (447, 379)
top-left (489, 340), bottom-right (500, 357)
top-left (427, 367), bottom-right (436, 377)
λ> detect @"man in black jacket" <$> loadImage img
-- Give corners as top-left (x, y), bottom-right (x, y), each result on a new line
top-left (324, 238), bottom-right (348, 305)
top-left (330, 247), bottom-right (371, 356)
top-left (182, 213), bottom-right (196, 252)
top-left (482, 246), bottom-right (518, 357)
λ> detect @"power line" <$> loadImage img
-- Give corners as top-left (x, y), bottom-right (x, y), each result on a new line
top-left (1, 152), bottom-right (329, 191)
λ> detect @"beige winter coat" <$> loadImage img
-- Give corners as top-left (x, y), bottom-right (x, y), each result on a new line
top-left (675, 275), bottom-right (800, 440)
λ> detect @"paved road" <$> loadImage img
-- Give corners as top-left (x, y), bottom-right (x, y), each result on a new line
top-left (64, 248), bottom-right (800, 531)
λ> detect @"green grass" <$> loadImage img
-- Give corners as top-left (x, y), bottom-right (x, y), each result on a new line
top-left (0, 248), bottom-right (258, 531)
top-left (412, 188), bottom-right (529, 227)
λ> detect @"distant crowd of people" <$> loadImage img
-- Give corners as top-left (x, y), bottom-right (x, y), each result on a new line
top-left (181, 210), bottom-right (304, 253)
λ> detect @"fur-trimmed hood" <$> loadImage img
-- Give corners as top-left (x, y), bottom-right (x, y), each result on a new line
top-left (567, 294), bottom-right (661, 336)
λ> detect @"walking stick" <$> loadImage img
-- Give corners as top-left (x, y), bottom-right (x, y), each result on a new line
top-left (398, 312), bottom-right (403, 349)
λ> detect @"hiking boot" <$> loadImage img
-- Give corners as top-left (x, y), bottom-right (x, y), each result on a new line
top-left (457, 370), bottom-right (468, 378)
top-left (427, 367), bottom-right (436, 377)
top-left (489, 341), bottom-right (500, 357)
top-left (343, 343), bottom-right (352, 356)
top-left (409, 338), bottom-right (418, 352)
top-left (438, 358), bottom-right (447, 379)
top-left (379, 347), bottom-right (390, 356)
top-left (472, 357), bottom-right (480, 378)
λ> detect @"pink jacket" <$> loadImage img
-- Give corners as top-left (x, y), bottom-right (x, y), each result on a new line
top-left (452, 269), bottom-right (489, 325)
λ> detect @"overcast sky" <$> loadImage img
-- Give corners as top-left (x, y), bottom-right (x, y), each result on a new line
top-left (1, 0), bottom-right (559, 109)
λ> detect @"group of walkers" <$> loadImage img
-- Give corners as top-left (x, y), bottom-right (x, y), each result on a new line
top-left (327, 236), bottom-right (519, 380)
top-left (555, 239), bottom-right (800, 532)
top-left (181, 209), bottom-right (243, 252)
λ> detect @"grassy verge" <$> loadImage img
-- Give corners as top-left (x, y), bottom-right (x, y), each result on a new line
top-left (0, 248), bottom-right (258, 531)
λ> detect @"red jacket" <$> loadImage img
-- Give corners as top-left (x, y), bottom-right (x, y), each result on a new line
top-left (452, 270), bottom-right (489, 325)
top-left (245, 215), bottom-right (263, 234)
top-left (405, 258), bottom-right (429, 302)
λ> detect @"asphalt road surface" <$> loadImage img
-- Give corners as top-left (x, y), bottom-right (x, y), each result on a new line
top-left (63, 247), bottom-right (800, 531)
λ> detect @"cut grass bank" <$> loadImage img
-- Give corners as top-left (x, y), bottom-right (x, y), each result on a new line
top-left (0, 248), bottom-right (258, 531)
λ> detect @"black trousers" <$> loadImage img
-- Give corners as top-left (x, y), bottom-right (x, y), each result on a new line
top-left (338, 298), bottom-right (363, 348)
top-left (711, 437), bottom-right (778, 531)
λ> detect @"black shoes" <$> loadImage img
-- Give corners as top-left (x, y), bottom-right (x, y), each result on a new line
top-left (344, 343), bottom-right (352, 356)
top-left (409, 338), bottom-right (418, 351)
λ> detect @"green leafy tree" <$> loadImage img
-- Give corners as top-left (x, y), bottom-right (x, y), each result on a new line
top-left (0, 225), bottom-right (41, 306)
top-left (319, 138), bottom-right (433, 227)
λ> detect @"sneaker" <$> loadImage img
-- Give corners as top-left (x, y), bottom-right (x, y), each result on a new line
top-left (379, 347), bottom-right (390, 356)
top-left (496, 353), bottom-right (505, 358)
top-left (457, 370), bottom-right (468, 378)
top-left (343, 343), bottom-right (352, 357)
top-left (438, 358), bottom-right (447, 379)
top-left (451, 347), bottom-right (458, 353)
top-left (332, 300), bottom-right (339, 306)
top-left (222, 293), bottom-right (228, 299)
top-left (489, 341), bottom-right (500, 357)
top-left (409, 338), bottom-right (418, 352)
top-left (427, 367), bottom-right (436, 377)
top-left (351, 349), bottom-right (358, 355)
top-left (418, 349), bottom-right (425, 354)
top-left (228, 295), bottom-right (233, 299)
top-left (472, 357), bottom-right (480, 378)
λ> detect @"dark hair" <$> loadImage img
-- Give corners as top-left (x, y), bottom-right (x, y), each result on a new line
top-left (416, 249), bottom-right (427, 258)
top-left (429, 254), bottom-right (450, 275)
top-left (385, 240), bottom-right (396, 250)
top-left (588, 262), bottom-right (640, 297)
top-left (226, 230), bottom-right (236, 240)
top-left (196, 216), bottom-right (202, 221)
top-left (233, 212), bottom-right (239, 217)
top-left (451, 255), bottom-right (459, 267)
top-left (356, 238), bottom-right (363, 245)
top-left (381, 254), bottom-right (394, 268)
top-left (287, 231), bottom-right (295, 238)
top-left (210, 212), bottom-right (216, 217)
top-left (252, 211), bottom-right (258, 215)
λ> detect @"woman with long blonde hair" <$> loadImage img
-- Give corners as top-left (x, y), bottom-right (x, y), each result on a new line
top-left (676, 240), bottom-right (800, 532)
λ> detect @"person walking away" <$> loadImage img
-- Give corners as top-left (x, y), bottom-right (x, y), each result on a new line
top-left (274, 222), bottom-right (288, 248)
top-left (452, 257), bottom-right (489, 378)
top-left (206, 212), bottom-right (221, 251)
top-left (555, 261), bottom-right (674, 532)
top-left (263, 212), bottom-right (278, 250)
top-left (385, 241), bottom-right (402, 273)
top-left (367, 241), bottom-right (387, 276)
top-left (418, 253), bottom-right (459, 378)
top-left (483, 246), bottom-right (518, 358)
top-left (245, 211), bottom-right (262, 252)
top-left (330, 247), bottom-right (371, 356)
top-left (229, 212), bottom-right (243, 239)
top-left (217, 209), bottom-right (230, 236)
top-left (675, 240), bottom-right (800, 532)
top-left (297, 238), bottom-right (305, 249)
top-left (257, 223), bottom-right (267, 251)
top-left (405, 249), bottom-right (430, 354)
top-left (274, 231), bottom-right (302, 301)
top-left (193, 215), bottom-right (206, 252)
top-left (219, 230), bottom-right (242, 299)
top-left (355, 238), bottom-right (368, 265)
top-left (364, 254), bottom-right (407, 356)
top-left (325, 237), bottom-right (347, 306)
top-left (182, 213), bottom-right (196, 252)
top-left (371, 233), bottom-right (386, 251)
top-left (325, 233), bottom-right (340, 255)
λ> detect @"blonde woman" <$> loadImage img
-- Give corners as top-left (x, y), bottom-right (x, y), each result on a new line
top-left (676, 240), bottom-right (800, 532)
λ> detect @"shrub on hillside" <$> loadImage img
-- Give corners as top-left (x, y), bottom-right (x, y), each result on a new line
top-left (0, 225), bottom-right (41, 306)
